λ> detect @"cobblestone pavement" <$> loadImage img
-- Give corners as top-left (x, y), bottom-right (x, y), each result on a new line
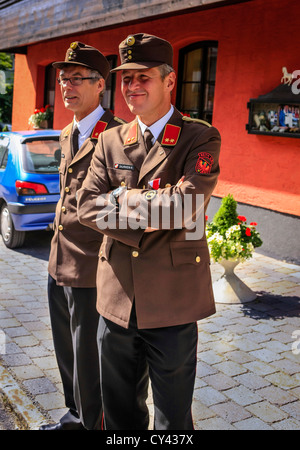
top-left (0, 231), bottom-right (299, 430)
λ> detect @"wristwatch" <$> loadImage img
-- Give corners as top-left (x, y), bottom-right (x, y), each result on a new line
top-left (110, 185), bottom-right (127, 206)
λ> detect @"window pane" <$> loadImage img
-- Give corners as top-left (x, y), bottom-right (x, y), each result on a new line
top-left (183, 49), bottom-right (202, 82)
top-left (180, 83), bottom-right (201, 116)
top-left (22, 139), bottom-right (61, 173)
top-left (102, 55), bottom-right (117, 110)
top-left (177, 42), bottom-right (218, 121)
top-left (206, 47), bottom-right (217, 82)
top-left (44, 64), bottom-right (56, 107)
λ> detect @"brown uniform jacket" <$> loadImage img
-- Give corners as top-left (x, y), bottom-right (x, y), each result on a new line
top-left (48, 109), bottom-right (125, 287)
top-left (77, 107), bottom-right (221, 327)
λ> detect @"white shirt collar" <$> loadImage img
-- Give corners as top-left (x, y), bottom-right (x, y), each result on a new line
top-left (73, 104), bottom-right (105, 147)
top-left (138, 105), bottom-right (174, 144)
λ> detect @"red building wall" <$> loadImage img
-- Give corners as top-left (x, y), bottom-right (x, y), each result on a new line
top-left (12, 0), bottom-right (300, 216)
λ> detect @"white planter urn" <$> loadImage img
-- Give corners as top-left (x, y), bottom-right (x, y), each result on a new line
top-left (213, 258), bottom-right (256, 304)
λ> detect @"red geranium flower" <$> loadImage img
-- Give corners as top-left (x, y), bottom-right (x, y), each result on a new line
top-left (245, 228), bottom-right (251, 236)
top-left (237, 215), bottom-right (247, 222)
top-left (250, 222), bottom-right (257, 226)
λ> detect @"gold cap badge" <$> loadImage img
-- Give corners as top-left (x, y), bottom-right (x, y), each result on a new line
top-left (126, 36), bottom-right (135, 46)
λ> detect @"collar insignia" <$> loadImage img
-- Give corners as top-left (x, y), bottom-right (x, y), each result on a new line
top-left (161, 124), bottom-right (181, 146)
top-left (124, 123), bottom-right (138, 145)
top-left (91, 120), bottom-right (108, 139)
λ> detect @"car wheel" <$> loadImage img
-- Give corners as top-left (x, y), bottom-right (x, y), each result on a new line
top-left (0, 204), bottom-right (26, 248)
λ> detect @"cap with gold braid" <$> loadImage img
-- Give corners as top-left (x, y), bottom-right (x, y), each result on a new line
top-left (53, 42), bottom-right (111, 80)
top-left (111, 33), bottom-right (173, 72)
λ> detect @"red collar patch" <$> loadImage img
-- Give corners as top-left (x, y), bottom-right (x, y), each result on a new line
top-left (161, 124), bottom-right (181, 146)
top-left (91, 120), bottom-right (108, 139)
top-left (124, 123), bottom-right (138, 145)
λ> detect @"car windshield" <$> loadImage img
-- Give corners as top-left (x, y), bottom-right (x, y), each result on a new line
top-left (21, 139), bottom-right (61, 173)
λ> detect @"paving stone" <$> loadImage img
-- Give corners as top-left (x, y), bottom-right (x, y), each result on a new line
top-left (1, 352), bottom-right (32, 367)
top-left (234, 372), bottom-right (270, 390)
top-left (258, 385), bottom-right (298, 406)
top-left (23, 377), bottom-right (57, 395)
top-left (272, 418), bottom-right (300, 430)
top-left (196, 361), bottom-right (218, 378)
top-left (234, 417), bottom-right (274, 430)
top-left (198, 350), bottom-right (223, 365)
top-left (281, 400), bottom-right (300, 421)
top-left (195, 417), bottom-right (236, 430)
top-left (225, 385), bottom-right (263, 406)
top-left (265, 372), bottom-right (300, 390)
top-left (210, 401), bottom-right (251, 423)
top-left (225, 350), bottom-right (255, 364)
top-left (35, 391), bottom-right (65, 410)
top-left (202, 372), bottom-right (238, 391)
top-left (213, 360), bottom-right (247, 377)
top-left (246, 401), bottom-right (288, 423)
top-left (249, 348), bottom-right (282, 363)
top-left (11, 365), bottom-right (44, 380)
top-left (192, 400), bottom-right (216, 421)
top-left (193, 386), bottom-right (227, 406)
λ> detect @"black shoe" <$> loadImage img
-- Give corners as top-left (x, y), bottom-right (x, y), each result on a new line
top-left (39, 422), bottom-right (63, 430)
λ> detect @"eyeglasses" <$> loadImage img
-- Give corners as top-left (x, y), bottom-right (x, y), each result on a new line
top-left (57, 76), bottom-right (100, 86)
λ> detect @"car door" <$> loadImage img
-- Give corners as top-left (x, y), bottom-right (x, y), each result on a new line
top-left (0, 135), bottom-right (10, 200)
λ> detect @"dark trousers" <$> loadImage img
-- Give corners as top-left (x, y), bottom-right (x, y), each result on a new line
top-left (48, 275), bottom-right (102, 430)
top-left (98, 304), bottom-right (198, 430)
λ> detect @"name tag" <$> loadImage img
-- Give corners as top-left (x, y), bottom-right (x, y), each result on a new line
top-left (114, 163), bottom-right (135, 171)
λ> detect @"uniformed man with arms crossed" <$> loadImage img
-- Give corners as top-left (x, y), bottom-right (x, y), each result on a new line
top-left (40, 42), bottom-right (125, 430)
top-left (77, 33), bottom-right (221, 430)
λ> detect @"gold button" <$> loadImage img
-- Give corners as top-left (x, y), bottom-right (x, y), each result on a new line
top-left (99, 250), bottom-right (103, 257)
top-left (120, 181), bottom-right (126, 186)
top-left (65, 187), bottom-right (70, 193)
top-left (128, 55), bottom-right (132, 60)
top-left (165, 183), bottom-right (171, 188)
top-left (196, 256), bottom-right (201, 263)
top-left (58, 225), bottom-right (63, 231)
top-left (132, 251), bottom-right (139, 258)
top-left (68, 168), bottom-right (73, 173)
top-left (61, 206), bottom-right (66, 213)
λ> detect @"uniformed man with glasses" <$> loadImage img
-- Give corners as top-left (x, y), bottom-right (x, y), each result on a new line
top-left (41, 42), bottom-right (126, 431)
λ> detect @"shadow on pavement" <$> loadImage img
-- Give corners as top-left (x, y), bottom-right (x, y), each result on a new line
top-left (240, 291), bottom-right (300, 321)
top-left (12, 230), bottom-right (53, 261)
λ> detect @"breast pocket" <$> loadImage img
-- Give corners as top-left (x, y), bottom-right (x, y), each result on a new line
top-left (170, 241), bottom-right (210, 267)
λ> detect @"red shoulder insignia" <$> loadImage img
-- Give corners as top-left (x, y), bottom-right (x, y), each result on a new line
top-left (161, 124), bottom-right (181, 146)
top-left (91, 120), bottom-right (108, 139)
top-left (195, 152), bottom-right (214, 174)
top-left (124, 123), bottom-right (138, 145)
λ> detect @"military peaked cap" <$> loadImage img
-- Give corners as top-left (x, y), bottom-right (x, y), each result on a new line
top-left (53, 41), bottom-right (110, 80)
top-left (111, 33), bottom-right (173, 72)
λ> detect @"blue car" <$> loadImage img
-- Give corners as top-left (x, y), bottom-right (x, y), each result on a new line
top-left (0, 130), bottom-right (61, 248)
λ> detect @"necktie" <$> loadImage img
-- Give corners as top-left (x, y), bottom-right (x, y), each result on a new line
top-left (71, 126), bottom-right (80, 157)
top-left (143, 128), bottom-right (153, 153)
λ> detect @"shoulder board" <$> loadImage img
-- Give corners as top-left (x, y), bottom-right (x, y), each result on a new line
top-left (182, 116), bottom-right (212, 127)
top-left (114, 116), bottom-right (126, 125)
